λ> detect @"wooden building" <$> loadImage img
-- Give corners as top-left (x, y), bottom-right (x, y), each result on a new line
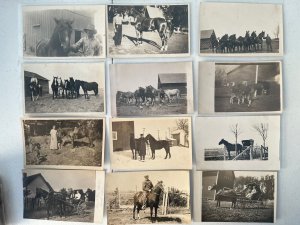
top-left (200, 29), bottom-right (216, 50)
top-left (171, 129), bottom-right (189, 147)
top-left (23, 9), bottom-right (92, 55)
top-left (24, 71), bottom-right (49, 97)
top-left (202, 171), bottom-right (235, 200)
top-left (158, 73), bottom-right (187, 95)
top-left (112, 121), bottom-right (134, 152)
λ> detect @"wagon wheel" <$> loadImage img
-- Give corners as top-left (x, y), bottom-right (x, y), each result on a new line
top-left (76, 201), bottom-right (87, 215)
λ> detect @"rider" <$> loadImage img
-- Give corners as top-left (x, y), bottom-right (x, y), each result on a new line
top-left (142, 175), bottom-right (153, 209)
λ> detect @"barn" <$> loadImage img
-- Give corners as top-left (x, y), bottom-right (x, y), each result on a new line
top-left (158, 73), bottom-right (187, 95)
top-left (202, 171), bottom-right (235, 200)
top-left (24, 71), bottom-right (49, 97)
top-left (23, 9), bottom-right (93, 55)
top-left (112, 121), bottom-right (134, 152)
top-left (200, 29), bottom-right (216, 50)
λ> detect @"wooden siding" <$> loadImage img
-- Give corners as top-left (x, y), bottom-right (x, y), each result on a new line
top-left (112, 121), bottom-right (134, 151)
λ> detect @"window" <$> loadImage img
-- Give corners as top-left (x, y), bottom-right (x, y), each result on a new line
top-left (112, 131), bottom-right (117, 140)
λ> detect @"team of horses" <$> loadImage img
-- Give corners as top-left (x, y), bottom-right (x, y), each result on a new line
top-left (117, 85), bottom-right (181, 107)
top-left (211, 31), bottom-right (273, 53)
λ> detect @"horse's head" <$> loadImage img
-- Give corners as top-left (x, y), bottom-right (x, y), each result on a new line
top-left (153, 181), bottom-right (164, 195)
top-left (53, 18), bottom-right (73, 53)
top-left (218, 139), bottom-right (225, 145)
top-left (208, 184), bottom-right (217, 191)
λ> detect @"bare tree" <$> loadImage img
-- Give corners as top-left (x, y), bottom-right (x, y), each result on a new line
top-left (230, 123), bottom-right (242, 156)
top-left (176, 119), bottom-right (189, 135)
top-left (273, 25), bottom-right (280, 39)
top-left (253, 123), bottom-right (268, 148)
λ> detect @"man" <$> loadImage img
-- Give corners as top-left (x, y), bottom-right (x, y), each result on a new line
top-left (113, 9), bottom-right (124, 46)
top-left (142, 175), bottom-right (153, 209)
top-left (139, 134), bottom-right (147, 162)
top-left (71, 24), bottom-right (101, 56)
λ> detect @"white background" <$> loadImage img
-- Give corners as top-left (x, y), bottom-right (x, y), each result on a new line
top-left (0, 0), bottom-right (296, 225)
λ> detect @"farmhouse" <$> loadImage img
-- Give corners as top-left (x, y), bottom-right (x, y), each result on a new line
top-left (158, 73), bottom-right (187, 95)
top-left (24, 71), bottom-right (49, 97)
top-left (171, 129), bottom-right (189, 147)
top-left (23, 9), bottom-right (93, 55)
top-left (112, 121), bottom-right (134, 151)
top-left (200, 29), bottom-right (216, 50)
top-left (202, 171), bottom-right (235, 200)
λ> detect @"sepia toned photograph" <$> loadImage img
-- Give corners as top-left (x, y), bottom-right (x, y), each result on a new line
top-left (106, 171), bottom-right (191, 225)
top-left (194, 171), bottom-right (276, 223)
top-left (110, 62), bottom-right (193, 117)
top-left (198, 62), bottom-right (282, 114)
top-left (199, 3), bottom-right (283, 56)
top-left (0, 184), bottom-right (5, 225)
top-left (23, 63), bottom-right (105, 115)
top-left (110, 117), bottom-right (192, 171)
top-left (195, 116), bottom-right (280, 171)
top-left (107, 5), bottom-right (190, 57)
top-left (23, 118), bottom-right (105, 170)
top-left (23, 169), bottom-right (104, 223)
top-left (23, 5), bottom-right (106, 58)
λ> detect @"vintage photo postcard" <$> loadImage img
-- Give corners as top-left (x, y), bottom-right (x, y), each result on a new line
top-left (110, 117), bottom-right (192, 171)
top-left (23, 5), bottom-right (106, 58)
top-left (195, 115), bottom-right (280, 171)
top-left (23, 62), bottom-right (105, 115)
top-left (194, 171), bottom-right (277, 223)
top-left (0, 184), bottom-right (5, 225)
top-left (107, 5), bottom-right (190, 57)
top-left (22, 118), bottom-right (105, 170)
top-left (198, 61), bottom-right (282, 114)
top-left (23, 169), bottom-right (105, 223)
top-left (199, 3), bottom-right (283, 56)
top-left (106, 171), bottom-right (191, 225)
top-left (110, 62), bottom-right (193, 117)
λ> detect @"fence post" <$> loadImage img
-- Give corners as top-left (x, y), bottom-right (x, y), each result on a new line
top-left (162, 192), bottom-right (166, 215)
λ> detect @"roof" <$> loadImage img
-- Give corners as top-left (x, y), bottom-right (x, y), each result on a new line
top-left (201, 30), bottom-right (215, 39)
top-left (23, 173), bottom-right (53, 191)
top-left (158, 73), bottom-right (187, 84)
top-left (24, 71), bottom-right (49, 81)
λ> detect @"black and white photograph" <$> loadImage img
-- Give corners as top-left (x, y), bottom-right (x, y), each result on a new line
top-left (110, 62), bottom-right (193, 117)
top-left (107, 5), bottom-right (190, 57)
top-left (23, 169), bottom-right (104, 223)
top-left (23, 5), bottom-right (106, 58)
top-left (193, 171), bottom-right (276, 223)
top-left (23, 63), bottom-right (105, 115)
top-left (23, 118), bottom-right (105, 170)
top-left (199, 3), bottom-right (283, 56)
top-left (110, 117), bottom-right (192, 171)
top-left (198, 62), bottom-right (282, 114)
top-left (195, 116), bottom-right (280, 171)
top-left (106, 171), bottom-right (191, 225)
top-left (0, 184), bottom-right (5, 225)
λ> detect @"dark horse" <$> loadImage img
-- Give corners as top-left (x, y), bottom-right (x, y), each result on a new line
top-left (51, 76), bottom-right (59, 99)
top-left (130, 8), bottom-right (173, 51)
top-left (28, 82), bottom-right (41, 101)
top-left (209, 184), bottom-right (237, 208)
top-left (79, 81), bottom-right (98, 99)
top-left (145, 134), bottom-right (171, 159)
top-left (134, 87), bottom-right (146, 105)
top-left (218, 139), bottom-right (243, 159)
top-left (36, 18), bottom-right (73, 57)
top-left (133, 181), bottom-right (164, 222)
top-left (130, 133), bottom-right (140, 160)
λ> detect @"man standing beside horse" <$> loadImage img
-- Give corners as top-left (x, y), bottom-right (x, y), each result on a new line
top-left (142, 175), bottom-right (153, 209)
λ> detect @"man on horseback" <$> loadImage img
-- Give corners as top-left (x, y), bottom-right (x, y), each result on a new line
top-left (142, 175), bottom-right (153, 209)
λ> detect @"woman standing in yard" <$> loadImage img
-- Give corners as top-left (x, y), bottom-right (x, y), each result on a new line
top-left (50, 125), bottom-right (58, 150)
top-left (113, 10), bottom-right (124, 46)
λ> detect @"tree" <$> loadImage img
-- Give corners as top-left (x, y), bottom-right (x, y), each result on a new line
top-left (230, 123), bottom-right (242, 157)
top-left (253, 123), bottom-right (268, 148)
top-left (176, 119), bottom-right (189, 135)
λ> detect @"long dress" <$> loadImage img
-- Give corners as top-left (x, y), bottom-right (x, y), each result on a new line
top-left (50, 129), bottom-right (58, 150)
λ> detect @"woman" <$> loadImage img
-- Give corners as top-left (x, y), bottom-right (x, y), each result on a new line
top-left (113, 10), bottom-right (124, 46)
top-left (50, 125), bottom-right (58, 150)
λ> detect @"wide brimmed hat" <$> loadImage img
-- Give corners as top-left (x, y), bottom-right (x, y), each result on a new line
top-left (84, 24), bottom-right (97, 34)
top-left (144, 175), bottom-right (149, 179)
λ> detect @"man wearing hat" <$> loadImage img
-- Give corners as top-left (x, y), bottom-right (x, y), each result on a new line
top-left (139, 133), bottom-right (147, 162)
top-left (142, 175), bottom-right (153, 209)
top-left (71, 24), bottom-right (101, 56)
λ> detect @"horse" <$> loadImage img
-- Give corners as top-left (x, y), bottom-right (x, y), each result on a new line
top-left (145, 85), bottom-right (158, 105)
top-left (130, 8), bottom-right (173, 51)
top-left (118, 91), bottom-right (135, 104)
top-left (209, 184), bottom-right (237, 208)
top-left (133, 181), bottom-right (164, 222)
top-left (85, 188), bottom-right (95, 202)
top-left (236, 36), bottom-right (244, 52)
top-left (228, 34), bottom-right (236, 52)
top-left (250, 31), bottom-right (257, 51)
top-left (80, 81), bottom-right (98, 99)
top-left (130, 133), bottom-right (140, 160)
top-left (57, 77), bottom-right (65, 98)
top-left (145, 134), bottom-right (171, 159)
top-left (218, 139), bottom-right (243, 159)
top-left (243, 31), bottom-right (251, 52)
top-left (28, 82), bottom-right (40, 101)
top-left (64, 77), bottom-right (75, 99)
top-left (51, 76), bottom-right (59, 99)
top-left (74, 80), bottom-right (81, 98)
top-left (219, 34), bottom-right (229, 53)
top-left (162, 89), bottom-right (181, 103)
top-left (36, 18), bottom-right (73, 57)
top-left (255, 31), bottom-right (265, 51)
top-left (134, 87), bottom-right (146, 105)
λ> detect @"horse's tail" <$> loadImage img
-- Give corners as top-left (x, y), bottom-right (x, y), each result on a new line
top-left (36, 39), bottom-right (49, 56)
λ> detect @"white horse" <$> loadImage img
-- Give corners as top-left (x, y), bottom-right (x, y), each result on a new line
top-left (163, 89), bottom-right (181, 103)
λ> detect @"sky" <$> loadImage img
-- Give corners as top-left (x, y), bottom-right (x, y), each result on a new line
top-left (111, 62), bottom-right (192, 92)
top-left (200, 3), bottom-right (282, 39)
top-left (25, 169), bottom-right (96, 191)
top-left (106, 171), bottom-right (189, 193)
top-left (23, 63), bottom-right (105, 93)
top-left (197, 116), bottom-right (280, 152)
